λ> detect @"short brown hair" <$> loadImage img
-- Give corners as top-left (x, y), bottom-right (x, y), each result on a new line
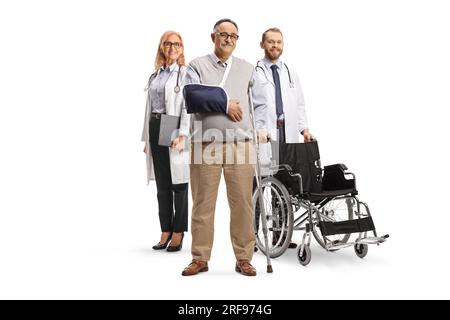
top-left (261, 27), bottom-right (283, 42)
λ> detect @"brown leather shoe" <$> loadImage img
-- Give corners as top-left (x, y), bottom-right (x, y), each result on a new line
top-left (181, 260), bottom-right (208, 276)
top-left (235, 260), bottom-right (257, 276)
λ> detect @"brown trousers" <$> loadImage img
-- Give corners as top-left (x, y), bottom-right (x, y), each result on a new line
top-left (190, 141), bottom-right (255, 262)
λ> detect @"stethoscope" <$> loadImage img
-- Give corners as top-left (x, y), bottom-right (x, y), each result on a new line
top-left (173, 64), bottom-right (181, 93)
top-left (255, 60), bottom-right (295, 88)
top-left (144, 64), bottom-right (181, 93)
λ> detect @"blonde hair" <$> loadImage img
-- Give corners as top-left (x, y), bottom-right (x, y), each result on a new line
top-left (154, 31), bottom-right (186, 71)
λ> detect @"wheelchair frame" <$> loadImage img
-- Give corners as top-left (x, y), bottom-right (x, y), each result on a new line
top-left (253, 163), bottom-right (389, 266)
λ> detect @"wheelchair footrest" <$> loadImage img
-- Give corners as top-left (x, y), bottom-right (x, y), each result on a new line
top-left (325, 235), bottom-right (389, 250)
top-left (319, 217), bottom-right (375, 236)
top-left (325, 242), bottom-right (353, 250)
top-left (356, 235), bottom-right (389, 245)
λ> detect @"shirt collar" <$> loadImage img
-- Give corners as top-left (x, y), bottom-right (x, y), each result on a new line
top-left (262, 57), bottom-right (283, 71)
top-left (160, 63), bottom-right (179, 73)
top-left (210, 53), bottom-right (232, 67)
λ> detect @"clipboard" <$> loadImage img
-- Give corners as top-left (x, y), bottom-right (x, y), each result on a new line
top-left (158, 114), bottom-right (181, 147)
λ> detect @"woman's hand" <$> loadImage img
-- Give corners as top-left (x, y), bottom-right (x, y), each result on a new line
top-left (171, 135), bottom-right (186, 151)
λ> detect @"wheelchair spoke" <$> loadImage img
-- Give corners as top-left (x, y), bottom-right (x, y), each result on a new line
top-left (312, 197), bottom-right (354, 249)
top-left (253, 177), bottom-right (294, 258)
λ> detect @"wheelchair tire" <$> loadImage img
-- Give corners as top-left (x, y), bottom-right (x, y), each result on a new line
top-left (297, 245), bottom-right (311, 266)
top-left (253, 176), bottom-right (294, 258)
top-left (354, 243), bottom-right (368, 258)
top-left (312, 197), bottom-right (354, 251)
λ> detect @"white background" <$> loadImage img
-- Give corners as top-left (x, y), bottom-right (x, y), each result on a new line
top-left (0, 0), bottom-right (449, 299)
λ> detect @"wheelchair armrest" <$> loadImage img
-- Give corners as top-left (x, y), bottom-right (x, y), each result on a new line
top-left (269, 164), bottom-right (293, 173)
top-left (270, 165), bottom-right (304, 195)
top-left (323, 163), bottom-right (356, 191)
top-left (324, 163), bottom-right (348, 171)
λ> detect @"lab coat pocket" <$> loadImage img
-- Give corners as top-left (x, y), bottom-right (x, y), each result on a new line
top-left (169, 147), bottom-right (190, 184)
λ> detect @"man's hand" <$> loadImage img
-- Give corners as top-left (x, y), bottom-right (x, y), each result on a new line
top-left (302, 129), bottom-right (315, 142)
top-left (227, 99), bottom-right (242, 122)
top-left (171, 135), bottom-right (186, 151)
top-left (143, 143), bottom-right (149, 154)
top-left (257, 129), bottom-right (270, 143)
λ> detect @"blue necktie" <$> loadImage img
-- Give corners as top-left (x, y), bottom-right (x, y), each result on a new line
top-left (271, 64), bottom-right (284, 117)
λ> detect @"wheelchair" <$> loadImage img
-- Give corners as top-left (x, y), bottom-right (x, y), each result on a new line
top-left (253, 140), bottom-right (389, 266)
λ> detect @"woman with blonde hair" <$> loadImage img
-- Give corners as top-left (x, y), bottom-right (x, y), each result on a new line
top-left (141, 31), bottom-right (190, 252)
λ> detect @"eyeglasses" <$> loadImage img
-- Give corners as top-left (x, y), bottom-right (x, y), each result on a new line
top-left (216, 32), bottom-right (239, 41)
top-left (163, 41), bottom-right (182, 49)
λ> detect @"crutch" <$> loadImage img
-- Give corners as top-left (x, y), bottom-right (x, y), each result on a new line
top-left (248, 83), bottom-right (273, 273)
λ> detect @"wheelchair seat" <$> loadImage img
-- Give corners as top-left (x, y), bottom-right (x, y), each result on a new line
top-left (308, 188), bottom-right (355, 202)
top-left (270, 141), bottom-right (357, 201)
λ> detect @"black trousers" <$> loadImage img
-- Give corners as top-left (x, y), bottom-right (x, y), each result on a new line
top-left (149, 117), bottom-right (188, 233)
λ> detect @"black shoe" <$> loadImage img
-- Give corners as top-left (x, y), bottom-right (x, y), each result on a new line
top-left (152, 233), bottom-right (172, 250)
top-left (254, 246), bottom-right (258, 252)
top-left (288, 242), bottom-right (297, 249)
top-left (167, 233), bottom-right (184, 252)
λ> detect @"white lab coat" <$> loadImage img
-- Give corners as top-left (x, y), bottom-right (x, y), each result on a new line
top-left (141, 65), bottom-right (191, 185)
top-left (253, 60), bottom-right (308, 167)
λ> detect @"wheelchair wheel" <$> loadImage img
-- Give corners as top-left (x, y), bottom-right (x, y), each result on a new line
top-left (354, 243), bottom-right (368, 258)
top-left (312, 197), bottom-right (354, 250)
top-left (297, 245), bottom-right (311, 266)
top-left (253, 176), bottom-right (293, 258)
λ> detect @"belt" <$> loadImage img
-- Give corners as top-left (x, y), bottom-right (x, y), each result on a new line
top-left (201, 138), bottom-right (251, 145)
top-left (277, 119), bottom-right (285, 128)
top-left (151, 113), bottom-right (165, 119)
